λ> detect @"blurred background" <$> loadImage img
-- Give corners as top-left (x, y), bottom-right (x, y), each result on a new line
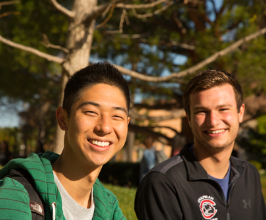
top-left (1, 0), bottom-right (266, 219)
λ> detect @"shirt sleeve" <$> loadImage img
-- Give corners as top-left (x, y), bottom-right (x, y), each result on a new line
top-left (0, 177), bottom-right (31, 219)
top-left (134, 172), bottom-right (183, 220)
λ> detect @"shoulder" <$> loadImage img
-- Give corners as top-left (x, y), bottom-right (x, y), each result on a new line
top-left (0, 176), bottom-right (31, 218)
top-left (231, 156), bottom-right (259, 172)
top-left (231, 156), bottom-right (261, 179)
top-left (149, 153), bottom-right (185, 175)
top-left (138, 154), bottom-right (185, 193)
top-left (93, 179), bottom-right (118, 204)
top-left (93, 179), bottom-right (125, 220)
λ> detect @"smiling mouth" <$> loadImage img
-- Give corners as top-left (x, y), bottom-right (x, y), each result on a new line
top-left (206, 129), bottom-right (226, 134)
top-left (88, 140), bottom-right (111, 147)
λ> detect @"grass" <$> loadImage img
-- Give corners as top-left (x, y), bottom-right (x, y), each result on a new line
top-left (103, 184), bottom-right (137, 220)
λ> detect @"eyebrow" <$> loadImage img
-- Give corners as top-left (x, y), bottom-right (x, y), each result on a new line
top-left (76, 101), bottom-right (128, 114)
top-left (192, 104), bottom-right (233, 111)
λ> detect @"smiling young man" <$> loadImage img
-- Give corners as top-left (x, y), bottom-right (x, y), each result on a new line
top-left (0, 62), bottom-right (130, 220)
top-left (135, 69), bottom-right (266, 220)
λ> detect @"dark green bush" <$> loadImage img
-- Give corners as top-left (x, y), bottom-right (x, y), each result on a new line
top-left (99, 162), bottom-right (140, 187)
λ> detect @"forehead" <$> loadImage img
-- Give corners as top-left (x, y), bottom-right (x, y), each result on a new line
top-left (75, 83), bottom-right (127, 106)
top-left (189, 84), bottom-right (237, 108)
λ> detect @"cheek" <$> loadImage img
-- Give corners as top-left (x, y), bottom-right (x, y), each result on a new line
top-left (192, 116), bottom-right (205, 127)
top-left (222, 113), bottom-right (235, 124)
top-left (70, 116), bottom-right (92, 136)
top-left (114, 122), bottom-right (128, 142)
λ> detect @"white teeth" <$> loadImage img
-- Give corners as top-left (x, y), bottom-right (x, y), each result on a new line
top-left (91, 140), bottom-right (110, 147)
top-left (207, 129), bottom-right (225, 134)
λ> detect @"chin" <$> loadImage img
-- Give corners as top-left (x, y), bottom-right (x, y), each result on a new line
top-left (206, 142), bottom-right (231, 151)
top-left (90, 156), bottom-right (110, 167)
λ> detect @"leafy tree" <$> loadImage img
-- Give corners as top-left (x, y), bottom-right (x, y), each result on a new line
top-left (0, 0), bottom-right (266, 158)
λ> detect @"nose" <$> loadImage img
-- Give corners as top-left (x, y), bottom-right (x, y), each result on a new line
top-left (94, 115), bottom-right (113, 135)
top-left (206, 111), bottom-right (220, 127)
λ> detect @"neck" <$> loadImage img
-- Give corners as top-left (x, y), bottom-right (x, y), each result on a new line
top-left (52, 149), bottom-right (102, 208)
top-left (193, 144), bottom-right (232, 179)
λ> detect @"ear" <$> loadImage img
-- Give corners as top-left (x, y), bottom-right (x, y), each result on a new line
top-left (56, 107), bottom-right (68, 131)
top-left (238, 103), bottom-right (245, 123)
top-left (186, 113), bottom-right (191, 127)
top-left (127, 117), bottom-right (130, 125)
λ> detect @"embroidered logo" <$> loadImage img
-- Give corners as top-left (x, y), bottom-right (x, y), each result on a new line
top-left (243, 199), bottom-right (251, 209)
top-left (198, 195), bottom-right (218, 219)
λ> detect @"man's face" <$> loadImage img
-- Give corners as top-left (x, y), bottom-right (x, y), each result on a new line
top-left (59, 83), bottom-right (130, 167)
top-left (187, 84), bottom-right (245, 153)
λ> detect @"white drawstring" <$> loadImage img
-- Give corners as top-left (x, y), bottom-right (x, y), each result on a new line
top-left (51, 202), bottom-right (56, 220)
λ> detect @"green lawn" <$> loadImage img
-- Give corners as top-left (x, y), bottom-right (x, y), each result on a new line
top-left (103, 184), bottom-right (137, 220)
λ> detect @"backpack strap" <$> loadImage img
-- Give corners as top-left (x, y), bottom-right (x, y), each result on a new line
top-left (7, 169), bottom-right (45, 220)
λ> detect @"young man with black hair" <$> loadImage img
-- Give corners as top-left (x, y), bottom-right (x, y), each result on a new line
top-left (135, 69), bottom-right (266, 220)
top-left (0, 62), bottom-right (130, 220)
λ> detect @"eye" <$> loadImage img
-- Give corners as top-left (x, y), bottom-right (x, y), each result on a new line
top-left (220, 108), bottom-right (229, 112)
top-left (84, 111), bottom-right (97, 116)
top-left (113, 115), bottom-right (124, 120)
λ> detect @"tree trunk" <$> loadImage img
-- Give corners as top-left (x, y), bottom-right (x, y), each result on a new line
top-left (36, 101), bottom-right (50, 153)
top-left (125, 128), bottom-right (135, 162)
top-left (53, 0), bottom-right (97, 154)
top-left (124, 62), bottom-right (137, 161)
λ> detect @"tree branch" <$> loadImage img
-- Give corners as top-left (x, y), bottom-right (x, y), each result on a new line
top-left (40, 34), bottom-right (69, 53)
top-left (116, 0), bottom-right (169, 9)
top-left (50, 0), bottom-right (75, 18)
top-left (0, 11), bottom-right (19, 18)
top-left (173, 11), bottom-right (187, 35)
top-left (129, 109), bottom-right (186, 122)
top-left (0, 1), bottom-right (19, 8)
top-left (96, 2), bottom-right (116, 29)
top-left (0, 35), bottom-right (64, 63)
top-left (132, 1), bottom-right (173, 19)
top-left (106, 9), bottom-right (128, 34)
top-left (138, 38), bottom-right (195, 51)
top-left (83, 0), bottom-right (124, 24)
top-left (117, 34), bottom-right (195, 51)
top-left (113, 27), bottom-right (266, 82)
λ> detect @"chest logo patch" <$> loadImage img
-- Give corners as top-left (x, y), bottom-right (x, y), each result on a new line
top-left (198, 195), bottom-right (217, 219)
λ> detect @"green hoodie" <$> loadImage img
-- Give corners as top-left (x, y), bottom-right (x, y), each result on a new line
top-left (0, 151), bottom-right (125, 220)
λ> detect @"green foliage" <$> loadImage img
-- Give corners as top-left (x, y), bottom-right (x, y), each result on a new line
top-left (103, 184), bottom-right (137, 220)
top-left (249, 160), bottom-right (262, 171)
top-left (257, 115), bottom-right (266, 134)
top-left (239, 115), bottom-right (266, 159)
top-left (0, 0), bottom-right (67, 103)
top-left (0, 127), bottom-right (23, 153)
top-left (250, 115), bottom-right (266, 155)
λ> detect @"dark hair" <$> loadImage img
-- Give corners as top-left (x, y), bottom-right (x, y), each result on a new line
top-left (183, 69), bottom-right (243, 118)
top-left (62, 62), bottom-right (130, 116)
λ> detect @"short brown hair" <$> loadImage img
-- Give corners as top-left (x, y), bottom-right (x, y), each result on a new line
top-left (183, 69), bottom-right (243, 118)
